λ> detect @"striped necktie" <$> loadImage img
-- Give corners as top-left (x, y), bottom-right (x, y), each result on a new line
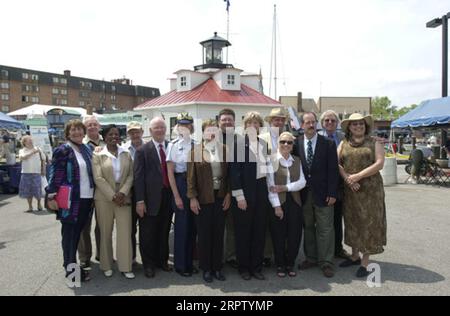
top-left (307, 140), bottom-right (313, 169)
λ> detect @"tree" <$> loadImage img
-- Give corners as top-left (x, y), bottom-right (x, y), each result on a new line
top-left (396, 104), bottom-right (418, 117)
top-left (371, 96), bottom-right (417, 119)
top-left (372, 96), bottom-right (395, 119)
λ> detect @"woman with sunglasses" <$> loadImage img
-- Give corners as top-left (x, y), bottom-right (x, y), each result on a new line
top-left (267, 132), bottom-right (306, 277)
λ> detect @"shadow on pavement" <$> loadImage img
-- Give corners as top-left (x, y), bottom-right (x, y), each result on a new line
top-left (65, 259), bottom-right (444, 296)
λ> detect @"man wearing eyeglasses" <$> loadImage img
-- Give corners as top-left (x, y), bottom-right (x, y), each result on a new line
top-left (318, 110), bottom-right (350, 261)
top-left (295, 112), bottom-right (339, 278)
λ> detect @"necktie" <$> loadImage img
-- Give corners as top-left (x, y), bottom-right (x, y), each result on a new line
top-left (159, 144), bottom-right (169, 188)
top-left (307, 140), bottom-right (313, 169)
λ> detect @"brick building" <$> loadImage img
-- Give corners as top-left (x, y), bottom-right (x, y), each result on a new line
top-left (0, 65), bottom-right (160, 114)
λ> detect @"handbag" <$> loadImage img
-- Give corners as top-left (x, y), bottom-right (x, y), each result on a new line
top-left (45, 185), bottom-right (73, 212)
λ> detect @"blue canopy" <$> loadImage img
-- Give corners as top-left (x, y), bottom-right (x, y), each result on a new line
top-left (391, 97), bottom-right (450, 128)
top-left (0, 112), bottom-right (24, 129)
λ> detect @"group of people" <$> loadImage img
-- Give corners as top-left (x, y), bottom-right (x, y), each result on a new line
top-left (39, 107), bottom-right (386, 285)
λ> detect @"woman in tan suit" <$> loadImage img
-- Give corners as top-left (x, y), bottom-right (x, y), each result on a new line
top-left (92, 124), bottom-right (135, 279)
top-left (187, 119), bottom-right (231, 283)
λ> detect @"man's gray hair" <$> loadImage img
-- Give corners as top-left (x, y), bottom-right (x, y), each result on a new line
top-left (320, 110), bottom-right (340, 125)
top-left (82, 115), bottom-right (99, 124)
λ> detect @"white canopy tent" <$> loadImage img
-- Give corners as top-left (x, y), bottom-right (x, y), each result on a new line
top-left (8, 104), bottom-right (103, 119)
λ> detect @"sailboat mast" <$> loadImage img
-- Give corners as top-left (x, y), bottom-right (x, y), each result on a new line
top-left (273, 4), bottom-right (277, 100)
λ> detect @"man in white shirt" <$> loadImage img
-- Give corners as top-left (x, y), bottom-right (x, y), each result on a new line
top-left (134, 117), bottom-right (173, 278)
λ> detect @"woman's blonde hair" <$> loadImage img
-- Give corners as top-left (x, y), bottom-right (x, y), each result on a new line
top-left (279, 131), bottom-right (295, 141)
top-left (201, 119), bottom-right (218, 132)
top-left (243, 111), bottom-right (264, 128)
top-left (20, 135), bottom-right (32, 147)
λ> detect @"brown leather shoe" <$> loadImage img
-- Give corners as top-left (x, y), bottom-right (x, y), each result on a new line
top-left (298, 260), bottom-right (318, 270)
top-left (322, 266), bottom-right (335, 278)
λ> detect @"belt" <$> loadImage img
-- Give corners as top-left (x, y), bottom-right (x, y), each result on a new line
top-left (175, 172), bottom-right (187, 178)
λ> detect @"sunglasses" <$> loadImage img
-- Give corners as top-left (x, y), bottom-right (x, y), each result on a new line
top-left (279, 140), bottom-right (293, 145)
top-left (350, 121), bottom-right (366, 126)
top-left (324, 119), bottom-right (336, 123)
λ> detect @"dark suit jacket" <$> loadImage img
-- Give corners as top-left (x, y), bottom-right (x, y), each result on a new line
top-left (296, 134), bottom-right (339, 207)
top-left (229, 134), bottom-right (269, 208)
top-left (133, 139), bottom-right (170, 216)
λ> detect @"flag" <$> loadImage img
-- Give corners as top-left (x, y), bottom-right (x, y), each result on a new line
top-left (224, 0), bottom-right (230, 12)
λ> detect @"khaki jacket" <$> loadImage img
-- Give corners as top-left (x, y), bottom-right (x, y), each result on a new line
top-left (92, 148), bottom-right (134, 204)
top-left (187, 143), bottom-right (229, 204)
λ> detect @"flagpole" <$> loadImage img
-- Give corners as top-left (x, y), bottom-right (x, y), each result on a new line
top-left (226, 4), bottom-right (230, 63)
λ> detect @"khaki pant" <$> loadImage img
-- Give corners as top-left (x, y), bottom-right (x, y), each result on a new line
top-left (78, 209), bottom-right (100, 263)
top-left (303, 190), bottom-right (335, 268)
top-left (95, 200), bottom-right (132, 272)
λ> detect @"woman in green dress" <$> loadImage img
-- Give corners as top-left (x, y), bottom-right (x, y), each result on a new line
top-left (337, 113), bottom-right (387, 278)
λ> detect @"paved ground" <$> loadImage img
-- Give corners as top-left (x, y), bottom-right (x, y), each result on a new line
top-left (0, 165), bottom-right (449, 296)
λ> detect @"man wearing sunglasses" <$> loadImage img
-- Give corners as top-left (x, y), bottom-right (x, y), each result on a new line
top-left (318, 110), bottom-right (350, 261)
top-left (296, 112), bottom-right (339, 278)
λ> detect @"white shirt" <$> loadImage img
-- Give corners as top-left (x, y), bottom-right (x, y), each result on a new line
top-left (166, 136), bottom-right (193, 173)
top-left (69, 143), bottom-right (94, 199)
top-left (270, 129), bottom-right (279, 153)
top-left (19, 147), bottom-right (42, 174)
top-left (267, 152), bottom-right (306, 208)
top-left (152, 139), bottom-right (166, 163)
top-left (304, 133), bottom-right (318, 160)
top-left (99, 146), bottom-right (128, 183)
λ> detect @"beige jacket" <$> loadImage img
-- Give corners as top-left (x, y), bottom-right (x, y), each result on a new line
top-left (92, 147), bottom-right (134, 203)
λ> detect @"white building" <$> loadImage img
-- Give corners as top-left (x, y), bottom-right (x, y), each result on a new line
top-left (134, 32), bottom-right (281, 138)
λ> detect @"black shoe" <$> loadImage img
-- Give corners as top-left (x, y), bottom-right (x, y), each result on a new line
top-left (160, 263), bottom-right (173, 272)
top-left (226, 259), bottom-right (239, 269)
top-left (191, 266), bottom-right (199, 274)
top-left (252, 271), bottom-right (265, 280)
top-left (262, 258), bottom-right (272, 268)
top-left (339, 258), bottom-right (361, 268)
top-left (213, 270), bottom-right (226, 281)
top-left (80, 261), bottom-right (91, 271)
top-left (335, 249), bottom-right (351, 259)
top-left (80, 269), bottom-right (91, 282)
top-left (176, 269), bottom-right (192, 277)
top-left (240, 272), bottom-right (252, 280)
top-left (144, 267), bottom-right (155, 278)
top-left (356, 266), bottom-right (370, 278)
top-left (203, 271), bottom-right (213, 283)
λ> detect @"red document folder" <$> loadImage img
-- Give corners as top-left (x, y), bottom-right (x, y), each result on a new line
top-left (55, 185), bottom-right (72, 209)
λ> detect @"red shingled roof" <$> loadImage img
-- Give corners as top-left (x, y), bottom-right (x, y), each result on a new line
top-left (134, 78), bottom-right (280, 109)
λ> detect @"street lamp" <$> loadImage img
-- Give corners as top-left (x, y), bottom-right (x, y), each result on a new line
top-left (426, 12), bottom-right (450, 97)
top-left (426, 12), bottom-right (450, 160)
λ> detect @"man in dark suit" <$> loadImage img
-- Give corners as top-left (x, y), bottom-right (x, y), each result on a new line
top-left (134, 117), bottom-right (173, 278)
top-left (318, 110), bottom-right (350, 260)
top-left (296, 112), bottom-right (339, 278)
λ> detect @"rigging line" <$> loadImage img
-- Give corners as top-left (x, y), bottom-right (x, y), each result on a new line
top-left (276, 12), bottom-right (288, 96)
top-left (273, 4), bottom-right (277, 100)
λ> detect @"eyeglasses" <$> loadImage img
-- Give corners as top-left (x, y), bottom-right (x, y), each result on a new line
top-left (279, 140), bottom-right (293, 145)
top-left (324, 119), bottom-right (336, 123)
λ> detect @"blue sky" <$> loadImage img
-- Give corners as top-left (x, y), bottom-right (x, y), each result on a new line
top-left (2, 0), bottom-right (449, 108)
